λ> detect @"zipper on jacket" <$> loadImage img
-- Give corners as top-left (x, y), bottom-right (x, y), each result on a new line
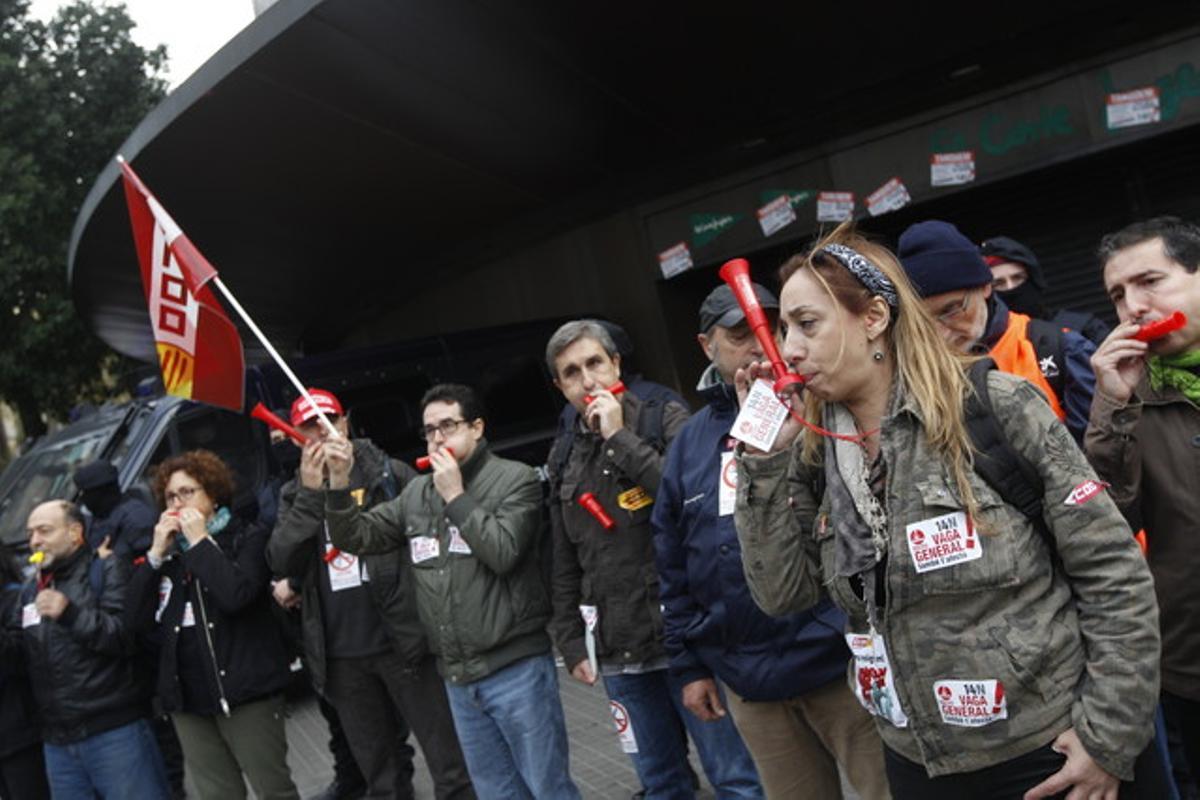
top-left (193, 583), bottom-right (231, 717)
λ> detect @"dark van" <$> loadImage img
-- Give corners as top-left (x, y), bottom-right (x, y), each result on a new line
top-left (0, 317), bottom-right (571, 548)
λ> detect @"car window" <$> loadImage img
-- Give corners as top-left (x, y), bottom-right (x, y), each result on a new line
top-left (142, 407), bottom-right (269, 514)
top-left (0, 426), bottom-right (117, 546)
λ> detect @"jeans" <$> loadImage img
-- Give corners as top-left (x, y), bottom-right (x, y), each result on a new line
top-left (603, 670), bottom-right (763, 799)
top-left (42, 718), bottom-right (169, 800)
top-left (444, 654), bottom-right (580, 799)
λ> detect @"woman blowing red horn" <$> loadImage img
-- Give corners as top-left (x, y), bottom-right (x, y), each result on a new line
top-left (733, 224), bottom-right (1161, 799)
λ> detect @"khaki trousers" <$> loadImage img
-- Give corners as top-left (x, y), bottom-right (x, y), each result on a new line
top-left (724, 677), bottom-right (890, 800)
top-left (172, 694), bottom-right (299, 800)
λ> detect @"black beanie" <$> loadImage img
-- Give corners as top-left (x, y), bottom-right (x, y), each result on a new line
top-left (980, 236), bottom-right (1047, 290)
top-left (897, 220), bottom-right (993, 298)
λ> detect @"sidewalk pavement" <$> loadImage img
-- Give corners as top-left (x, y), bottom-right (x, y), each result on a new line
top-left (217, 665), bottom-right (861, 799)
top-left (280, 665), bottom-right (712, 799)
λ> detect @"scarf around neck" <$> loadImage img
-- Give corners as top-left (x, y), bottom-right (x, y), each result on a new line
top-left (1148, 348), bottom-right (1200, 403)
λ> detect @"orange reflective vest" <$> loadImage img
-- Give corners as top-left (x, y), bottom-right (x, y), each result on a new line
top-left (988, 311), bottom-right (1067, 421)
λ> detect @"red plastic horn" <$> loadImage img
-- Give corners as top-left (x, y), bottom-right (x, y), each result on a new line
top-left (251, 402), bottom-right (308, 445)
top-left (583, 381), bottom-right (627, 405)
top-left (415, 447), bottom-right (455, 471)
top-left (578, 492), bottom-right (615, 530)
top-left (718, 258), bottom-right (804, 396)
top-left (1133, 311), bottom-right (1187, 342)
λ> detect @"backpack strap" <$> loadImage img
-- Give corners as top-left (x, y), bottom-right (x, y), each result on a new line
top-left (965, 359), bottom-right (1053, 547)
top-left (1024, 318), bottom-right (1067, 405)
top-left (380, 457), bottom-right (400, 501)
top-left (88, 557), bottom-right (106, 599)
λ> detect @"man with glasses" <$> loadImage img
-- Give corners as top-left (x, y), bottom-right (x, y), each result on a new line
top-left (267, 388), bottom-right (473, 800)
top-left (324, 383), bottom-right (580, 799)
top-left (898, 219), bottom-right (1097, 442)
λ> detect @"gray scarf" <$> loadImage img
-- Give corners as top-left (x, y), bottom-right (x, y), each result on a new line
top-left (824, 403), bottom-right (889, 581)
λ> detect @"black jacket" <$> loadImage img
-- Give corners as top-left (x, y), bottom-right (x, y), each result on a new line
top-left (548, 392), bottom-right (690, 670)
top-left (127, 515), bottom-right (290, 716)
top-left (1, 548), bottom-right (146, 745)
top-left (0, 582), bottom-right (41, 757)
top-left (266, 439), bottom-right (424, 693)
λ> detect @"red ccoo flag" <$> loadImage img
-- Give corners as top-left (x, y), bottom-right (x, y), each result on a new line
top-left (117, 157), bottom-right (245, 412)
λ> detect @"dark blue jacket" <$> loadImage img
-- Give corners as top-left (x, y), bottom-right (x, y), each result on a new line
top-left (85, 493), bottom-right (155, 561)
top-left (651, 367), bottom-right (848, 702)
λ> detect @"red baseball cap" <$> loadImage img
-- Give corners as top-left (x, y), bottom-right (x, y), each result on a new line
top-left (290, 389), bottom-right (344, 426)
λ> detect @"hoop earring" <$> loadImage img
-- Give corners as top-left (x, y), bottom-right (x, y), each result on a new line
top-left (873, 351), bottom-right (885, 362)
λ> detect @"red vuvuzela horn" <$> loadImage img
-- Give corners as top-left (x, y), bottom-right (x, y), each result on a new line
top-left (578, 492), bottom-right (615, 530)
top-left (583, 381), bottom-right (626, 405)
top-left (251, 402), bottom-right (308, 445)
top-left (1133, 311), bottom-right (1187, 342)
top-left (415, 447), bottom-right (455, 471)
top-left (718, 258), bottom-right (804, 397)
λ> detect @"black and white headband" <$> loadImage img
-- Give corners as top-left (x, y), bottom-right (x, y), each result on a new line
top-left (820, 243), bottom-right (900, 310)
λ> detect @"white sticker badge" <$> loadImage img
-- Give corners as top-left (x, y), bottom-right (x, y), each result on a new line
top-left (756, 194), bottom-right (797, 237)
top-left (609, 700), bottom-right (639, 754)
top-left (181, 601), bottom-right (196, 628)
top-left (156, 577), bottom-right (174, 622)
top-left (21, 602), bottom-right (41, 629)
top-left (448, 525), bottom-right (473, 555)
top-left (930, 151), bottom-right (976, 186)
top-left (718, 450), bottom-right (738, 517)
top-left (730, 379), bottom-right (790, 452)
top-left (933, 679), bottom-right (1007, 727)
top-left (905, 511), bottom-right (981, 573)
top-left (580, 604), bottom-right (599, 678)
top-left (846, 632), bottom-right (908, 728)
top-left (410, 536), bottom-right (441, 564)
top-left (326, 544), bottom-right (363, 592)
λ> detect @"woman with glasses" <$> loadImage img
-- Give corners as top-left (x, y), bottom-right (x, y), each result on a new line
top-left (127, 449), bottom-right (298, 800)
top-left (733, 225), bottom-right (1160, 799)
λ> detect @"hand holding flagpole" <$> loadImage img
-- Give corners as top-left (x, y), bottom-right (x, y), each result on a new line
top-left (116, 155), bottom-right (340, 439)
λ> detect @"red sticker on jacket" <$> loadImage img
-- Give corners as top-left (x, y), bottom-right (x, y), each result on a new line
top-left (1064, 480), bottom-right (1106, 506)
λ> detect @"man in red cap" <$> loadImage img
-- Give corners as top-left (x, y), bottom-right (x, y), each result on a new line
top-left (267, 388), bottom-right (474, 800)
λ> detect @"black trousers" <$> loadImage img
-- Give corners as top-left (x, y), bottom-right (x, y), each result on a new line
top-left (885, 732), bottom-right (1177, 800)
top-left (325, 652), bottom-right (474, 800)
top-left (0, 743), bottom-right (50, 800)
top-left (885, 743), bottom-right (1066, 800)
top-left (1164, 691), bottom-right (1200, 799)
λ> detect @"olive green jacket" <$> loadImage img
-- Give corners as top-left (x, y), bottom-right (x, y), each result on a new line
top-left (735, 371), bottom-right (1159, 780)
top-left (327, 441), bottom-right (551, 685)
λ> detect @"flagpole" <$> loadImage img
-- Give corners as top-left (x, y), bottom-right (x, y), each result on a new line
top-left (210, 276), bottom-right (341, 440)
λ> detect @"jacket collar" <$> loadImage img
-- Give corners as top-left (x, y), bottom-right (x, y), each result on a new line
top-left (1138, 373), bottom-right (1200, 408)
top-left (458, 439), bottom-right (491, 483)
top-left (979, 295), bottom-right (1009, 352)
top-left (696, 363), bottom-right (737, 412)
top-left (46, 544), bottom-right (88, 579)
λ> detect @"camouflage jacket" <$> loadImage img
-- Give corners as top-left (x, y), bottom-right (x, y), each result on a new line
top-left (734, 371), bottom-right (1159, 780)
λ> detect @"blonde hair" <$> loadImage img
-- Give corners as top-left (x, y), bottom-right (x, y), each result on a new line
top-left (779, 223), bottom-right (983, 522)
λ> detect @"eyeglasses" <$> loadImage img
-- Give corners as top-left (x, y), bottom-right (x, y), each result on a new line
top-left (419, 418), bottom-right (468, 441)
top-left (165, 485), bottom-right (201, 506)
top-left (935, 293), bottom-right (972, 324)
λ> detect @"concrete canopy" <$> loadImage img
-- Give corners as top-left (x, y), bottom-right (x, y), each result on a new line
top-left (69, 0), bottom-right (1188, 362)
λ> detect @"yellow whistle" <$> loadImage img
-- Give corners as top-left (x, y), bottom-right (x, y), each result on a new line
top-left (28, 551), bottom-right (45, 565)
